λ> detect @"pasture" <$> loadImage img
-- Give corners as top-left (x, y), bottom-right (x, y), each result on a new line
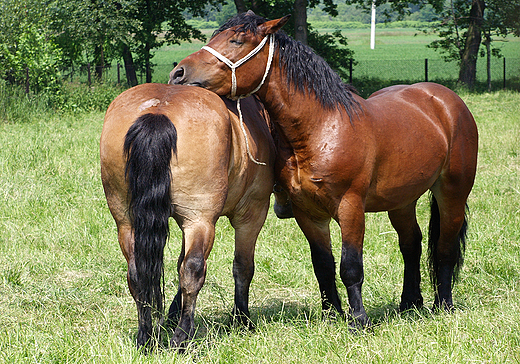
top-left (149, 28), bottom-right (520, 95)
top-left (0, 88), bottom-right (519, 362)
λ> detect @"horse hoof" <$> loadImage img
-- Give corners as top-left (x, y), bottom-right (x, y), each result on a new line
top-left (348, 316), bottom-right (371, 334)
top-left (399, 297), bottom-right (424, 312)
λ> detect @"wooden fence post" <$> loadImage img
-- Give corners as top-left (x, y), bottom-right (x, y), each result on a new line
top-left (87, 62), bottom-right (91, 86)
top-left (349, 58), bottom-right (353, 85)
top-left (424, 58), bottom-right (428, 82)
top-left (503, 57), bottom-right (506, 90)
top-left (25, 67), bottom-right (30, 94)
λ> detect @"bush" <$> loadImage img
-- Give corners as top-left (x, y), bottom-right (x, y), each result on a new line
top-left (0, 80), bottom-right (123, 123)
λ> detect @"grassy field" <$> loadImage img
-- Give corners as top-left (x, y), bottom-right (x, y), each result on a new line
top-left (146, 27), bottom-right (520, 94)
top-left (1, 87), bottom-right (519, 362)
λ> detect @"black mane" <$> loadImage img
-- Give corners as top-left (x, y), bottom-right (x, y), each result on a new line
top-left (215, 12), bottom-right (359, 115)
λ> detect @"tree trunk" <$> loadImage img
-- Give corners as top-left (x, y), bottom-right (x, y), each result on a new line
top-left (234, 0), bottom-right (247, 13)
top-left (145, 42), bottom-right (152, 83)
top-left (458, 0), bottom-right (485, 89)
top-left (122, 45), bottom-right (138, 87)
top-left (94, 44), bottom-right (104, 81)
top-left (484, 29), bottom-right (491, 91)
top-left (294, 0), bottom-right (308, 45)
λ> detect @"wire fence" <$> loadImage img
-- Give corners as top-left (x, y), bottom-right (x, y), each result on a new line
top-left (22, 57), bottom-right (520, 97)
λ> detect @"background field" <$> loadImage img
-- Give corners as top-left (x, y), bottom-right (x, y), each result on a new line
top-left (1, 83), bottom-right (519, 363)
top-left (96, 27), bottom-right (520, 97)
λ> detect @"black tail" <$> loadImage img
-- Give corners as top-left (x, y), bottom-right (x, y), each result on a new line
top-left (427, 194), bottom-right (468, 288)
top-left (123, 113), bottom-right (177, 323)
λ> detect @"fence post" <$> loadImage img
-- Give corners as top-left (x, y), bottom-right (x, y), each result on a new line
top-left (117, 63), bottom-right (121, 85)
top-left (503, 57), bottom-right (506, 90)
top-left (25, 67), bottom-right (30, 94)
top-left (87, 62), bottom-right (91, 86)
top-left (424, 59), bottom-right (428, 82)
top-left (349, 58), bottom-right (353, 84)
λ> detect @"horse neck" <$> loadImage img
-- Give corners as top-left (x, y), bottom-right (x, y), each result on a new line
top-left (256, 62), bottom-right (328, 150)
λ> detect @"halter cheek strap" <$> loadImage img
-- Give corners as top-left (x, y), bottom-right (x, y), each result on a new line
top-left (201, 34), bottom-right (275, 165)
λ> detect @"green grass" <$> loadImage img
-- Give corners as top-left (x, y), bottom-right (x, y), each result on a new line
top-left (1, 90), bottom-right (519, 362)
top-left (143, 27), bottom-right (520, 90)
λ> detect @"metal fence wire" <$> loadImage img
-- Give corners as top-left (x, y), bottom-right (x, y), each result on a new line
top-left (23, 57), bottom-right (520, 95)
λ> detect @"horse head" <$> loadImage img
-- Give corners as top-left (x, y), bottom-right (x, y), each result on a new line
top-left (170, 12), bottom-right (290, 99)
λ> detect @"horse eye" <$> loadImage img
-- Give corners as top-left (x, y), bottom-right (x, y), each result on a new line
top-left (230, 39), bottom-right (243, 46)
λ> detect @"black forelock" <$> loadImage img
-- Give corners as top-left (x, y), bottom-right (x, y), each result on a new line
top-left (216, 12), bottom-right (359, 115)
top-left (214, 11), bottom-right (268, 37)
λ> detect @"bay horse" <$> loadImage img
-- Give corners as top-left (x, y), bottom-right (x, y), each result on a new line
top-left (100, 83), bottom-right (275, 348)
top-left (170, 12), bottom-right (478, 330)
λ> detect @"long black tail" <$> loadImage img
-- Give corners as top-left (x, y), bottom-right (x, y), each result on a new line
top-left (427, 194), bottom-right (468, 288)
top-left (123, 113), bottom-right (177, 323)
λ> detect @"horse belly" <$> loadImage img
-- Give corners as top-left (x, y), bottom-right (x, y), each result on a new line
top-left (365, 134), bottom-right (448, 212)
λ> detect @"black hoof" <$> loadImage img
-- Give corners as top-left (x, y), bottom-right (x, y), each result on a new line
top-left (399, 297), bottom-right (424, 312)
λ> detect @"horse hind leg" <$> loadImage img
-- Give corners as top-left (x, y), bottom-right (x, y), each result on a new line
top-left (428, 191), bottom-right (468, 311)
top-left (170, 221), bottom-right (215, 348)
top-left (165, 236), bottom-right (185, 329)
top-left (388, 202), bottom-right (424, 311)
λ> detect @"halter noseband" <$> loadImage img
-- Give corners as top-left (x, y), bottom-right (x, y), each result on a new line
top-left (201, 34), bottom-right (275, 100)
top-left (201, 34), bottom-right (275, 165)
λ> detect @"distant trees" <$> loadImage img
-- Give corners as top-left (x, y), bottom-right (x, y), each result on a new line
top-left (344, 0), bottom-right (520, 89)
top-left (231, 0), bottom-right (355, 80)
top-left (0, 0), bottom-right (224, 89)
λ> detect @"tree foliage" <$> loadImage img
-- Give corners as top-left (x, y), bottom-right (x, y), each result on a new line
top-left (0, 0), bottom-right (63, 91)
top-left (0, 0), bottom-right (226, 89)
top-left (232, 0), bottom-right (355, 81)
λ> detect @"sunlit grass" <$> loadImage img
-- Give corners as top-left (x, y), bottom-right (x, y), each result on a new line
top-left (0, 91), bottom-right (519, 362)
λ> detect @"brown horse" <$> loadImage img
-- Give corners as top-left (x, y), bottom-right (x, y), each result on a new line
top-left (100, 83), bottom-right (275, 348)
top-left (170, 12), bottom-right (478, 330)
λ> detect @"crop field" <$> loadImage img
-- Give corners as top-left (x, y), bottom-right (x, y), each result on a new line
top-left (0, 80), bottom-right (519, 363)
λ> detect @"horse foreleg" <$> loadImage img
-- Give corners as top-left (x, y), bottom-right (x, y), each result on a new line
top-left (170, 222), bottom-right (214, 348)
top-left (337, 195), bottom-right (370, 330)
top-left (388, 202), bottom-right (424, 311)
top-left (293, 208), bottom-right (343, 317)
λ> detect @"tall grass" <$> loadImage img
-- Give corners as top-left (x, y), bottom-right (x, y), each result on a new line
top-left (0, 81), bottom-right (122, 124)
top-left (0, 90), bottom-right (519, 363)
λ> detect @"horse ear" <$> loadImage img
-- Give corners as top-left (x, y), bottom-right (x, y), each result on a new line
top-left (259, 15), bottom-right (291, 35)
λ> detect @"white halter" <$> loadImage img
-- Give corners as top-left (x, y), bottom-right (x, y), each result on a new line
top-left (201, 34), bottom-right (275, 165)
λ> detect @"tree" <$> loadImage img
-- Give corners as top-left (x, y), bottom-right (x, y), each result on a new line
top-left (344, 0), bottom-right (520, 89)
top-left (125, 0), bottom-right (225, 83)
top-left (0, 0), bottom-right (63, 91)
top-left (49, 0), bottom-right (137, 82)
top-left (231, 0), bottom-right (355, 81)
top-left (49, 0), bottom-right (225, 85)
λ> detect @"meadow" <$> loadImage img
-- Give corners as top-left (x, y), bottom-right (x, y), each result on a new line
top-left (147, 27), bottom-right (520, 96)
top-left (1, 81), bottom-right (519, 363)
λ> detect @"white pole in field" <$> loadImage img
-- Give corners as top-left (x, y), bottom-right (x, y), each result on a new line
top-left (370, 0), bottom-right (376, 49)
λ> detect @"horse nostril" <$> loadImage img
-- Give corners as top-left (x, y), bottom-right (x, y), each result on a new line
top-left (169, 67), bottom-right (185, 85)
